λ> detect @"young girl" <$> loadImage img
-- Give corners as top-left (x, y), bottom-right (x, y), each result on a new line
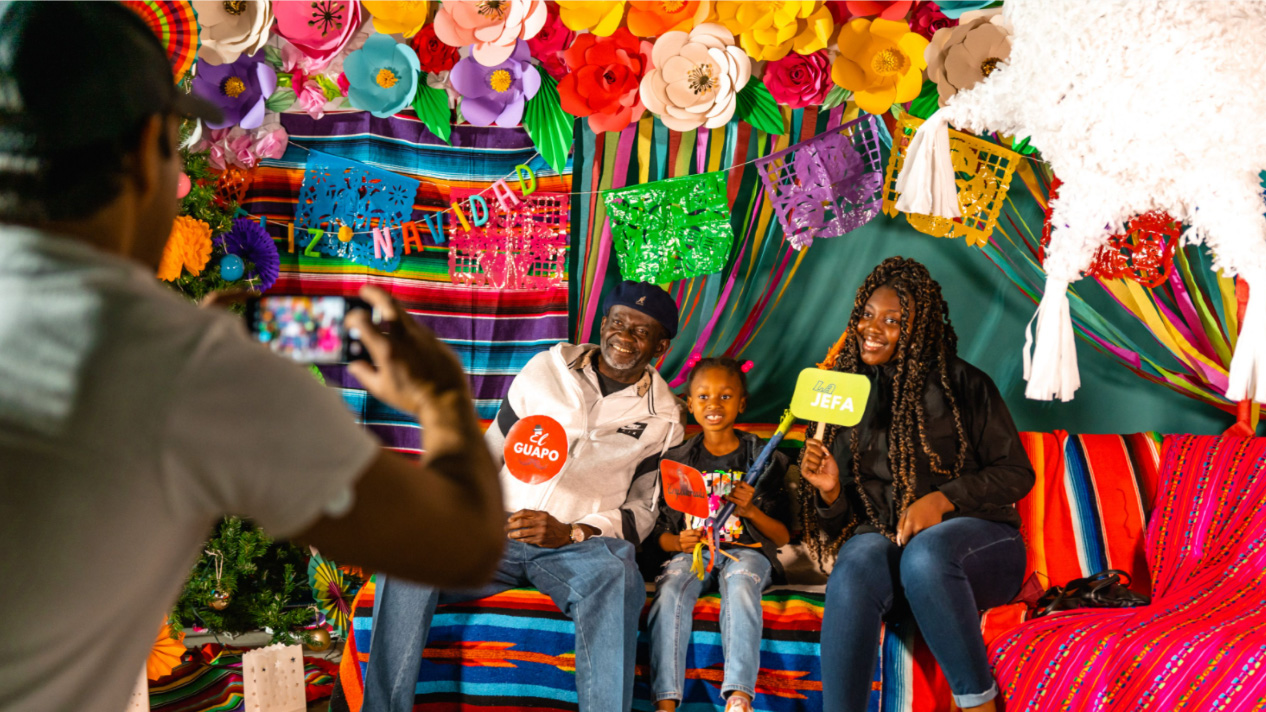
top-left (648, 358), bottom-right (793, 712)
top-left (801, 257), bottom-right (1034, 712)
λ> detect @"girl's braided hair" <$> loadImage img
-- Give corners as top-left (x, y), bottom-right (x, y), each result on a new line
top-left (798, 257), bottom-right (968, 565)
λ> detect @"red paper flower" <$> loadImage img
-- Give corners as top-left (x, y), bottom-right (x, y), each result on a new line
top-left (845, 1), bottom-right (913, 20)
top-left (527, 2), bottom-right (576, 80)
top-left (763, 50), bottom-right (832, 109)
top-left (558, 28), bottom-right (654, 133)
top-left (410, 24), bottom-right (461, 74)
top-left (909, 2), bottom-right (955, 40)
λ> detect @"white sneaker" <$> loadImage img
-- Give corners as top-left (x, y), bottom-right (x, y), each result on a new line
top-left (724, 695), bottom-right (753, 712)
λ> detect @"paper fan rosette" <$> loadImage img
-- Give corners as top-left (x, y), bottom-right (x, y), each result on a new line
top-left (308, 552), bottom-right (355, 637)
top-left (121, 1), bottom-right (200, 82)
top-left (148, 617), bottom-right (186, 681)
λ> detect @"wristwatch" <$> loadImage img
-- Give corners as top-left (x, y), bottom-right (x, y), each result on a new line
top-left (570, 523), bottom-right (589, 544)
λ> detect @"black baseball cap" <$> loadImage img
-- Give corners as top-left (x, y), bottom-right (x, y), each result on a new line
top-left (0, 1), bottom-right (222, 156)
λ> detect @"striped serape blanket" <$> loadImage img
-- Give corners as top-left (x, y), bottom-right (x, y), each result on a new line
top-left (149, 645), bottom-right (338, 712)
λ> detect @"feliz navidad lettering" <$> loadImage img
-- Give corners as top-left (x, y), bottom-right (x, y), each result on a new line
top-left (285, 164), bottom-right (541, 261)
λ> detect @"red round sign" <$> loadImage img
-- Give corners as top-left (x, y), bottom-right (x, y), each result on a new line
top-left (504, 415), bottom-right (568, 485)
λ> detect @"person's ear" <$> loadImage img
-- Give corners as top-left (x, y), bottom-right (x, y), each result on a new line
top-left (651, 337), bottom-right (671, 361)
top-left (128, 114), bottom-right (168, 205)
top-left (738, 394), bottom-right (747, 414)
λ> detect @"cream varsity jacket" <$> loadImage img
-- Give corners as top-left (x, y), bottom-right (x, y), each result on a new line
top-left (484, 343), bottom-right (685, 543)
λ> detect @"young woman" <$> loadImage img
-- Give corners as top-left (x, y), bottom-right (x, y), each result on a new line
top-left (800, 257), bottom-right (1034, 712)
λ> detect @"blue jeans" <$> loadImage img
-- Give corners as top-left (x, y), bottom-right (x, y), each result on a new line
top-left (361, 538), bottom-right (645, 712)
top-left (820, 518), bottom-right (1025, 710)
top-left (648, 547), bottom-right (772, 702)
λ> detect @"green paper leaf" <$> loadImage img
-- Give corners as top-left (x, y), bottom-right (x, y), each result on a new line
top-left (312, 74), bottom-right (343, 102)
top-left (523, 72), bottom-right (574, 175)
top-left (908, 80), bottom-right (941, 120)
top-left (820, 85), bottom-right (851, 110)
top-left (263, 45), bottom-right (283, 70)
top-left (890, 103), bottom-right (905, 120)
top-left (412, 79), bottom-right (452, 145)
top-left (265, 88), bottom-right (296, 113)
top-left (735, 80), bottom-right (785, 135)
top-left (277, 74), bottom-right (292, 89)
top-left (1011, 135), bottom-right (1038, 155)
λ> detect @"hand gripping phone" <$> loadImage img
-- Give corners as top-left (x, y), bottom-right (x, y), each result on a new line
top-left (244, 295), bottom-right (377, 364)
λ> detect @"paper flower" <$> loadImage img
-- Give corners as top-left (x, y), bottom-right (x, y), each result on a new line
top-left (195, 125), bottom-right (289, 171)
top-left (527, 1), bottom-right (576, 80)
top-left (362, 0), bottom-right (431, 37)
top-left (845, 1), bottom-right (913, 20)
top-left (274, 0), bottom-right (363, 71)
top-left (147, 619), bottom-right (186, 681)
top-left (910, 1), bottom-right (955, 40)
top-left (557, 0), bottom-right (626, 36)
top-left (712, 1), bottom-right (834, 61)
top-left (925, 10), bottom-right (1010, 106)
top-left (157, 216), bottom-right (213, 281)
top-left (640, 24), bottom-right (751, 131)
top-left (191, 53), bottom-right (276, 129)
top-left (219, 218), bottom-right (280, 292)
top-left (627, 0), bottom-right (711, 36)
top-left (434, 0), bottom-right (547, 66)
top-left (832, 18), bottom-right (927, 115)
top-left (451, 39), bottom-right (541, 127)
top-left (558, 29), bottom-right (653, 133)
top-left (344, 34), bottom-right (422, 118)
top-left (936, 1), bottom-right (997, 19)
top-left (763, 49), bottom-right (832, 108)
top-left (409, 23), bottom-right (460, 74)
top-left (193, 0), bottom-right (273, 65)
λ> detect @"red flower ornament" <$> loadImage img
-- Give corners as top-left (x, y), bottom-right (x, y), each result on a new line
top-left (558, 29), bottom-right (654, 133)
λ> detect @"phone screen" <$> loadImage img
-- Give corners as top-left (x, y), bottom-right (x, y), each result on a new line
top-left (251, 296), bottom-right (352, 364)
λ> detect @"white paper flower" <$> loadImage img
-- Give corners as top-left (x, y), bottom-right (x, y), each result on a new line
top-left (194, 0), bottom-right (274, 66)
top-left (640, 23), bottom-right (752, 132)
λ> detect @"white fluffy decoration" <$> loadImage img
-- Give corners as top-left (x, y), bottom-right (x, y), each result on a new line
top-left (898, 0), bottom-right (1266, 403)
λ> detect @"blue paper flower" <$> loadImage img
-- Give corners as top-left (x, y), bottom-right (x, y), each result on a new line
top-left (219, 218), bottom-right (280, 292)
top-left (935, 1), bottom-right (999, 19)
top-left (344, 34), bottom-right (422, 119)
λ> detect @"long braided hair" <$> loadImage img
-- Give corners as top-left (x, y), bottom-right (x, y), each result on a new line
top-left (798, 257), bottom-right (969, 565)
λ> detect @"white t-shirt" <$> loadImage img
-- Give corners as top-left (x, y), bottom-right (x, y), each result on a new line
top-left (0, 227), bottom-right (379, 711)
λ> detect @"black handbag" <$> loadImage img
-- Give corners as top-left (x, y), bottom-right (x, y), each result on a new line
top-left (1031, 569), bottom-right (1150, 618)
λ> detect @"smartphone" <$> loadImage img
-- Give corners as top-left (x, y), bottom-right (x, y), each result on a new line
top-left (244, 295), bottom-right (374, 364)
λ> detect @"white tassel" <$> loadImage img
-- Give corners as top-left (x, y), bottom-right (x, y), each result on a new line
top-left (1226, 273), bottom-right (1266, 403)
top-left (1023, 276), bottom-right (1081, 402)
top-left (894, 108), bottom-right (962, 219)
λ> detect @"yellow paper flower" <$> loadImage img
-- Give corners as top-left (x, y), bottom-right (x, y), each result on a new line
top-left (557, 0), bottom-right (627, 37)
top-left (157, 216), bottom-right (213, 282)
top-left (712, 1), bottom-right (834, 62)
top-left (832, 17), bottom-right (928, 115)
top-left (362, 0), bottom-right (432, 38)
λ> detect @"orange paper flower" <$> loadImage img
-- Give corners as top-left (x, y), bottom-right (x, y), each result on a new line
top-left (157, 216), bottom-right (214, 281)
top-left (832, 17), bottom-right (927, 114)
top-left (626, 1), bottom-right (711, 37)
top-left (147, 618), bottom-right (186, 681)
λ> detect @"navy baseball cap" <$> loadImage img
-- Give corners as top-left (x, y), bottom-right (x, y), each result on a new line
top-left (0, 1), bottom-right (222, 158)
top-left (604, 281), bottom-right (680, 339)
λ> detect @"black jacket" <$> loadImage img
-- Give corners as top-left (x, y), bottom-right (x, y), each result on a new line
top-left (816, 357), bottom-right (1034, 541)
top-left (650, 431), bottom-right (794, 584)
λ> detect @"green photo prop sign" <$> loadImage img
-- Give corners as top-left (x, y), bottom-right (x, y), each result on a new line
top-left (603, 172), bottom-right (734, 284)
top-left (790, 368), bottom-right (872, 431)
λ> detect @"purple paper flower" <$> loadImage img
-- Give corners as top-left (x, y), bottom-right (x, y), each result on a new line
top-left (219, 218), bottom-right (280, 292)
top-left (449, 39), bottom-right (540, 128)
top-left (192, 54), bottom-right (277, 130)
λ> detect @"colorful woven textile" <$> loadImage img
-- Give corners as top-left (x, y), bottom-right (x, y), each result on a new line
top-left (990, 435), bottom-right (1266, 711)
top-left (149, 646), bottom-right (338, 712)
top-left (120, 0), bottom-right (199, 82)
top-left (242, 115), bottom-right (573, 429)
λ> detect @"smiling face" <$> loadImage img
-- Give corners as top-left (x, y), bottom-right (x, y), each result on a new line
top-left (857, 285), bottom-right (904, 366)
top-left (687, 366), bottom-right (746, 434)
top-left (598, 304), bottom-right (670, 382)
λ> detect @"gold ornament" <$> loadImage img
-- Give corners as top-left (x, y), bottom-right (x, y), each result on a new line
top-left (209, 590), bottom-right (231, 611)
top-left (305, 627), bottom-right (332, 652)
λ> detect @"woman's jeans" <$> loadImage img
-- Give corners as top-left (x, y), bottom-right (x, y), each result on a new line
top-left (648, 546), bottom-right (772, 702)
top-left (820, 517), bottom-right (1025, 710)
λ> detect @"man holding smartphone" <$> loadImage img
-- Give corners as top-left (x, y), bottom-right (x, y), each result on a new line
top-left (0, 4), bottom-right (503, 711)
top-left (364, 281), bottom-right (686, 712)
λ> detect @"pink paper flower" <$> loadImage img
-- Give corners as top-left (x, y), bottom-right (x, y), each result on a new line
top-left (763, 50), bottom-right (832, 109)
top-left (295, 81), bottom-right (329, 119)
top-left (433, 0), bottom-right (548, 67)
top-left (196, 126), bottom-right (289, 171)
top-left (274, 0), bottom-right (363, 72)
top-left (910, 1), bottom-right (956, 40)
top-left (527, 2), bottom-right (575, 80)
